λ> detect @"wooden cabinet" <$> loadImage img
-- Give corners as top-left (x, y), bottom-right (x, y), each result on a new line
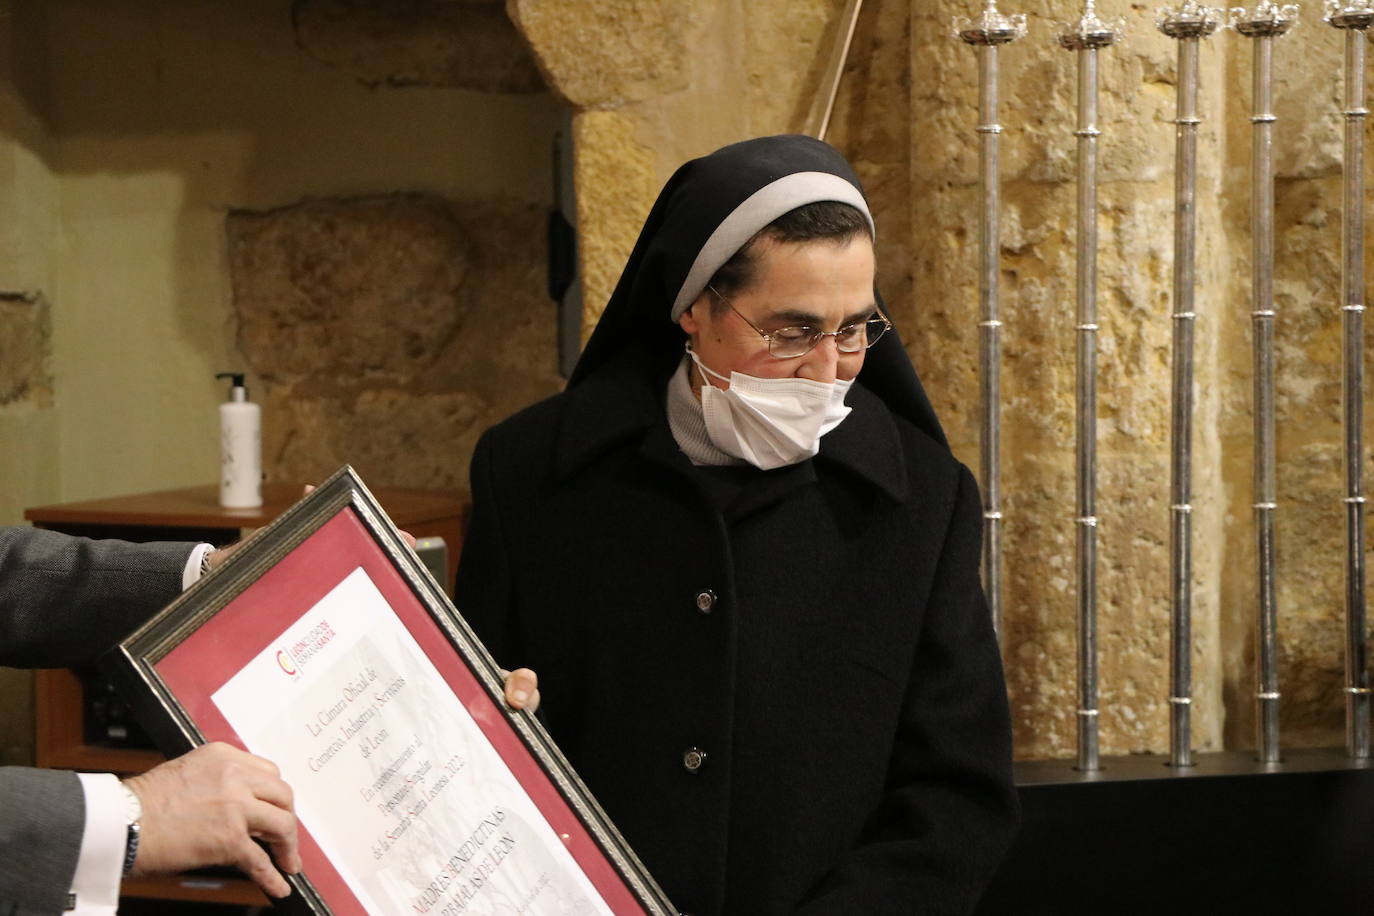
top-left (25, 482), bottom-right (468, 907)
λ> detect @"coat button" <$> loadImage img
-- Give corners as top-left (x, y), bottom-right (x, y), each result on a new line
top-left (694, 590), bottom-right (716, 613)
top-left (682, 747), bottom-right (707, 773)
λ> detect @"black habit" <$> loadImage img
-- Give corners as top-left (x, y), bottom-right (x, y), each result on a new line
top-left (456, 135), bottom-right (1018, 915)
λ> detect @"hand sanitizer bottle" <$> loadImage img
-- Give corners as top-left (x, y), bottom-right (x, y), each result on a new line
top-left (216, 373), bottom-right (262, 508)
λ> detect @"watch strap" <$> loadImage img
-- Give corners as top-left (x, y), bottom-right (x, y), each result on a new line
top-left (118, 782), bottom-right (142, 877)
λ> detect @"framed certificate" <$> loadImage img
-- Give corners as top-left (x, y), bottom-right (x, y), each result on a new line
top-left (103, 466), bottom-right (676, 916)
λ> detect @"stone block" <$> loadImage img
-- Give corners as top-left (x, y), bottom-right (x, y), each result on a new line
top-left (506, 0), bottom-right (690, 109)
top-left (228, 194), bottom-right (561, 491)
top-left (0, 291), bottom-right (51, 408)
top-left (228, 194), bottom-right (474, 386)
top-left (293, 0), bottom-right (545, 92)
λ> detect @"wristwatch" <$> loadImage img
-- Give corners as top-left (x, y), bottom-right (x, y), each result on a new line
top-left (118, 781), bottom-right (142, 877)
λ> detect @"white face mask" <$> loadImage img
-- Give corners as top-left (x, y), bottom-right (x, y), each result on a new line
top-left (687, 345), bottom-right (853, 470)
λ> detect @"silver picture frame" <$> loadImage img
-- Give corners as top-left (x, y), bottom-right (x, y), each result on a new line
top-left (102, 465), bottom-right (676, 915)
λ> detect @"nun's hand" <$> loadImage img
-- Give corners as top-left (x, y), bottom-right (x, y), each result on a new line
top-left (500, 667), bottom-right (541, 713)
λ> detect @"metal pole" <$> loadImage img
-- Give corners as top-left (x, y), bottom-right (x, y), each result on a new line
top-left (1236, 2), bottom-right (1297, 766)
top-left (1158, 1), bottom-right (1220, 769)
top-left (1325, 0), bottom-right (1373, 760)
top-left (1058, 1), bottom-right (1119, 774)
top-left (958, 1), bottom-right (1026, 642)
top-left (805, 0), bottom-right (864, 141)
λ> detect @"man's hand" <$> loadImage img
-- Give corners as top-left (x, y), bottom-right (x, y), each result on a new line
top-left (501, 668), bottom-right (540, 713)
top-left (123, 742), bottom-right (301, 898)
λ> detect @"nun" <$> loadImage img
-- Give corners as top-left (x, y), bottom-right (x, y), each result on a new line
top-left (456, 134), bottom-right (1018, 915)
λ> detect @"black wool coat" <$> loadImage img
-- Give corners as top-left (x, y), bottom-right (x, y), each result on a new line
top-left (456, 347), bottom-right (1019, 916)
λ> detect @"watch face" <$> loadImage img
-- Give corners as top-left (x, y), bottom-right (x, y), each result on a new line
top-left (120, 782), bottom-right (143, 825)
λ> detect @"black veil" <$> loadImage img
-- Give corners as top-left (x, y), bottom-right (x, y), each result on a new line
top-left (568, 134), bottom-right (949, 449)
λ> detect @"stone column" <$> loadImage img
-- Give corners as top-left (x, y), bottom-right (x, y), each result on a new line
top-left (507, 0), bottom-right (859, 329)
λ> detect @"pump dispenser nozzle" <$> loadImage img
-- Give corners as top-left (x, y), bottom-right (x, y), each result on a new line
top-left (216, 372), bottom-right (248, 403)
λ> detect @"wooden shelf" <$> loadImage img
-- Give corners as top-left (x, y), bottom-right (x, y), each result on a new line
top-left (27, 482), bottom-right (469, 906)
top-left (25, 482), bottom-right (469, 586)
top-left (34, 667), bottom-right (165, 773)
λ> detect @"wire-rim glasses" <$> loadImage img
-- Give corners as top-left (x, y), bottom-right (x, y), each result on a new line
top-left (707, 285), bottom-right (892, 359)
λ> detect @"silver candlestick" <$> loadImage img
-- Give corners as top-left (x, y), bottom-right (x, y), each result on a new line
top-left (957, 0), bottom-right (1027, 643)
top-left (1057, 0), bottom-right (1121, 774)
top-left (1324, 0), bottom-right (1373, 761)
top-left (1157, 0), bottom-right (1222, 769)
top-left (1234, 1), bottom-right (1298, 767)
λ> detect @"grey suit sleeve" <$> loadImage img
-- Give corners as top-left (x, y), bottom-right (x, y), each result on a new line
top-left (0, 526), bottom-right (195, 669)
top-left (0, 767), bottom-right (84, 915)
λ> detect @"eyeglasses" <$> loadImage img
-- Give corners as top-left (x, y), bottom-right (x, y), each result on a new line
top-left (707, 286), bottom-right (892, 359)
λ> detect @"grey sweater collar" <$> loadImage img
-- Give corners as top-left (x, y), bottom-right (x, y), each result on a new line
top-left (665, 356), bottom-right (744, 467)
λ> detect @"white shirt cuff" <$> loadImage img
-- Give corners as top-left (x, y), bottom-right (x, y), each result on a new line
top-left (182, 543), bottom-right (214, 590)
top-left (70, 773), bottom-right (125, 914)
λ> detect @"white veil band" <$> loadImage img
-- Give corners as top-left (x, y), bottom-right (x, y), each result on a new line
top-left (668, 171), bottom-right (874, 321)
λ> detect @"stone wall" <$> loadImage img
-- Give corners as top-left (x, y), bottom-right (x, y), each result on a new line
top-left (214, 1), bottom-right (566, 491)
top-left (17, 0), bottom-right (564, 504)
top-left (507, 0), bottom-right (1373, 759)
top-left (0, 0), bottom-right (564, 766)
top-left (0, 1), bottom-right (60, 769)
